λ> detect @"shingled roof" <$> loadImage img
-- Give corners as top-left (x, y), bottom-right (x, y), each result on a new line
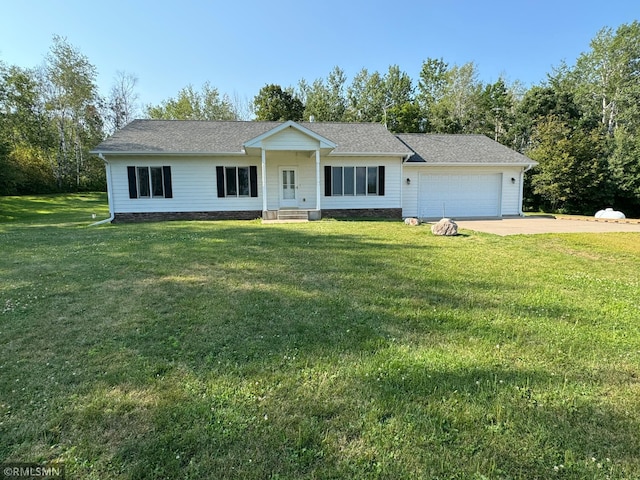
top-left (94, 119), bottom-right (413, 156)
top-left (396, 134), bottom-right (535, 165)
top-left (94, 120), bottom-right (535, 166)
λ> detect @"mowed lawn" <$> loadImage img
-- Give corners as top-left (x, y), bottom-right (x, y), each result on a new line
top-left (1, 194), bottom-right (639, 479)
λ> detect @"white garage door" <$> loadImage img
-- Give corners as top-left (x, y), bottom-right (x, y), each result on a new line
top-left (418, 173), bottom-right (502, 218)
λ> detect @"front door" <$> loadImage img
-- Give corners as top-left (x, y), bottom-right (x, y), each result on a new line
top-left (280, 167), bottom-right (298, 208)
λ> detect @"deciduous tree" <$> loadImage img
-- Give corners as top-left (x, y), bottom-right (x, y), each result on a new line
top-left (253, 84), bottom-right (304, 121)
top-left (146, 82), bottom-right (237, 120)
top-left (0, 64), bottom-right (56, 194)
top-left (416, 58), bottom-right (448, 132)
top-left (345, 68), bottom-right (385, 122)
top-left (299, 66), bottom-right (347, 122)
top-left (105, 71), bottom-right (139, 133)
top-left (528, 116), bottom-right (612, 213)
top-left (43, 35), bottom-right (102, 190)
top-left (609, 127), bottom-right (640, 215)
top-left (573, 21), bottom-right (640, 135)
top-left (479, 78), bottom-right (513, 142)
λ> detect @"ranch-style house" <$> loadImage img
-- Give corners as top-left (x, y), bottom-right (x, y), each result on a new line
top-left (92, 119), bottom-right (536, 222)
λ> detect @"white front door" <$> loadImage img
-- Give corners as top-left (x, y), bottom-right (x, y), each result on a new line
top-left (280, 167), bottom-right (298, 208)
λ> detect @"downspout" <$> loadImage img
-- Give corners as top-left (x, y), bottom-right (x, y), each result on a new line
top-left (401, 152), bottom-right (412, 218)
top-left (261, 149), bottom-right (268, 217)
top-left (315, 148), bottom-right (321, 214)
top-left (90, 153), bottom-right (115, 226)
top-left (518, 164), bottom-right (534, 216)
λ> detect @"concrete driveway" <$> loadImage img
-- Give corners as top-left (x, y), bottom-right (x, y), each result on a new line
top-left (453, 217), bottom-right (640, 236)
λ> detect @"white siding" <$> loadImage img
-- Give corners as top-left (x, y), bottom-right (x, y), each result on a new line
top-left (321, 156), bottom-right (403, 210)
top-left (262, 153), bottom-right (402, 211)
top-left (109, 156), bottom-right (262, 213)
top-left (500, 169), bottom-right (523, 215)
top-left (263, 151), bottom-right (319, 210)
top-left (402, 165), bottom-right (524, 218)
top-left (402, 168), bottom-right (420, 217)
top-left (262, 128), bottom-right (320, 150)
top-left (108, 153), bottom-right (403, 215)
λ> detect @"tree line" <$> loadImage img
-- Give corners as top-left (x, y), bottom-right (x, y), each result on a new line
top-left (0, 36), bottom-right (139, 194)
top-left (1, 22), bottom-right (639, 215)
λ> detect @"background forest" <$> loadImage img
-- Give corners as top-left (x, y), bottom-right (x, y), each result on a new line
top-left (1, 21), bottom-right (639, 215)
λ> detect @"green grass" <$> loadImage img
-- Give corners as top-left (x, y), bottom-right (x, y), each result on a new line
top-left (1, 194), bottom-right (639, 479)
top-left (0, 193), bottom-right (109, 225)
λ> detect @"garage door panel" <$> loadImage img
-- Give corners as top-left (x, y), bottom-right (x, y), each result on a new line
top-left (418, 174), bottom-right (501, 218)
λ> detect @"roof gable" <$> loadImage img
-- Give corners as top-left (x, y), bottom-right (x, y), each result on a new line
top-left (244, 120), bottom-right (337, 150)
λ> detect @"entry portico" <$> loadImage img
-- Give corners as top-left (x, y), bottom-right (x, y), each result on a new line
top-left (243, 120), bottom-right (337, 219)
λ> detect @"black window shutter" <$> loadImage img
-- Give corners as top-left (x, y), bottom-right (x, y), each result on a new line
top-left (378, 166), bottom-right (385, 196)
top-left (249, 166), bottom-right (258, 197)
top-left (324, 166), bottom-right (332, 196)
top-left (127, 166), bottom-right (138, 198)
top-left (162, 166), bottom-right (173, 198)
top-left (216, 166), bottom-right (225, 197)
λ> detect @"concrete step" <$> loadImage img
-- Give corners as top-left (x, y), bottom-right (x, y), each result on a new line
top-left (277, 210), bottom-right (309, 220)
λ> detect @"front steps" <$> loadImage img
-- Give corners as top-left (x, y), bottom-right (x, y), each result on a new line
top-left (262, 209), bottom-right (316, 223)
top-left (278, 209), bottom-right (309, 222)
top-left (277, 209), bottom-right (309, 221)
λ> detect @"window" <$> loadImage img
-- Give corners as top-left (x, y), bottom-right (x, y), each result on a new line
top-left (332, 167), bottom-right (343, 195)
top-left (137, 167), bottom-right (151, 197)
top-left (325, 165), bottom-right (385, 196)
top-left (356, 167), bottom-right (366, 195)
top-left (344, 167), bottom-right (354, 195)
top-left (367, 167), bottom-right (378, 195)
top-left (225, 167), bottom-right (239, 196)
top-left (127, 166), bottom-right (172, 199)
top-left (216, 166), bottom-right (258, 198)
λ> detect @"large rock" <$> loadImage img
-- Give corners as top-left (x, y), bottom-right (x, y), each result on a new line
top-left (431, 218), bottom-right (458, 236)
top-left (595, 208), bottom-right (625, 219)
top-left (404, 217), bottom-right (420, 226)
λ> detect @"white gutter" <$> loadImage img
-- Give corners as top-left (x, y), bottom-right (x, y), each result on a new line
top-left (403, 162), bottom-right (535, 167)
top-left (518, 163), bottom-right (535, 216)
top-left (92, 151), bottom-right (247, 157)
top-left (90, 153), bottom-right (115, 226)
top-left (330, 152), bottom-right (413, 157)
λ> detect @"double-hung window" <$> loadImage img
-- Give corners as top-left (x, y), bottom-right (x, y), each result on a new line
top-left (325, 166), bottom-right (385, 196)
top-left (216, 166), bottom-right (258, 198)
top-left (127, 166), bottom-right (173, 199)
top-left (224, 166), bottom-right (250, 197)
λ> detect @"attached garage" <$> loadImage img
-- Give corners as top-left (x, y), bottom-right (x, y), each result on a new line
top-left (418, 173), bottom-right (502, 218)
top-left (397, 134), bottom-right (537, 220)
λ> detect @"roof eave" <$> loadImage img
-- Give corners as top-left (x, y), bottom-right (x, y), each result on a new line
top-left (91, 150), bottom-right (247, 157)
top-left (331, 152), bottom-right (412, 157)
top-left (403, 161), bottom-right (538, 167)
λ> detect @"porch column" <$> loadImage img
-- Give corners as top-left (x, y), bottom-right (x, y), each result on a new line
top-left (261, 148), bottom-right (267, 214)
top-left (315, 148), bottom-right (321, 211)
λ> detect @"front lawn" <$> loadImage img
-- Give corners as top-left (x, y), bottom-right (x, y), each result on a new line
top-left (1, 194), bottom-right (639, 479)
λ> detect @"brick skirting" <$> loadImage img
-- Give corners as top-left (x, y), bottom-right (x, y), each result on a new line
top-left (321, 208), bottom-right (402, 219)
top-left (113, 211), bottom-right (263, 222)
top-left (113, 208), bottom-right (401, 222)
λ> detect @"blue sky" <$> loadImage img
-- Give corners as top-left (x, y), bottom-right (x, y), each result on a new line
top-left (1, 0), bottom-right (637, 112)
